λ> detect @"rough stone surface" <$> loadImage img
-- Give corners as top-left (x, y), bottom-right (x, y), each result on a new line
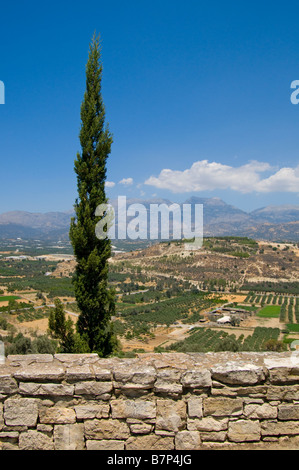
top-left (4, 398), bottom-right (38, 427)
top-left (244, 403), bottom-right (277, 419)
top-left (86, 439), bottom-right (125, 450)
top-left (261, 420), bottom-right (299, 436)
top-left (19, 382), bottom-right (74, 396)
top-left (39, 407), bottom-right (76, 425)
top-left (211, 363), bottom-right (265, 385)
top-left (187, 397), bottom-right (203, 418)
top-left (54, 424), bottom-right (85, 450)
top-left (0, 352), bottom-right (299, 450)
top-left (111, 399), bottom-right (156, 420)
top-left (74, 381), bottom-right (113, 396)
top-left (19, 430), bottom-right (54, 450)
top-left (126, 434), bottom-right (174, 450)
top-left (228, 420), bottom-right (261, 442)
top-left (181, 369), bottom-right (212, 388)
top-left (0, 372), bottom-right (18, 394)
top-left (13, 363), bottom-right (65, 382)
top-left (84, 419), bottom-right (130, 440)
top-left (75, 402), bottom-right (110, 420)
top-left (0, 404), bottom-right (3, 431)
top-left (188, 417), bottom-right (228, 432)
top-left (278, 404), bottom-right (299, 421)
top-left (203, 397), bottom-right (243, 417)
top-left (156, 399), bottom-right (186, 432)
top-left (175, 431), bottom-right (201, 450)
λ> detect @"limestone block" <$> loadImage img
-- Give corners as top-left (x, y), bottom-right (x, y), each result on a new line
top-left (261, 420), bottom-right (299, 436)
top-left (211, 363), bottom-right (265, 385)
top-left (86, 439), bottom-right (125, 450)
top-left (8, 354), bottom-right (53, 364)
top-left (74, 381), bottom-right (112, 396)
top-left (187, 417), bottom-right (228, 432)
top-left (203, 397), bottom-right (243, 417)
top-left (19, 382), bottom-right (74, 396)
top-left (126, 434), bottom-right (174, 450)
top-left (75, 402), bottom-right (110, 420)
top-left (19, 430), bottom-right (54, 450)
top-left (39, 407), bottom-right (76, 424)
top-left (54, 423), bottom-right (85, 450)
top-left (37, 424), bottom-right (53, 433)
top-left (200, 431), bottom-right (227, 442)
top-left (154, 380), bottom-right (183, 397)
top-left (4, 398), bottom-right (38, 427)
top-left (278, 404), bottom-right (299, 421)
top-left (13, 363), bottom-right (65, 382)
top-left (156, 399), bottom-right (186, 432)
top-left (0, 431), bottom-right (19, 439)
top-left (175, 431), bottom-right (201, 450)
top-left (181, 369), bottom-right (212, 389)
top-left (92, 364), bottom-right (112, 381)
top-left (264, 355), bottom-right (299, 384)
top-left (84, 419), bottom-right (130, 440)
top-left (0, 371), bottom-right (18, 395)
top-left (111, 399), bottom-right (156, 420)
top-left (267, 384), bottom-right (299, 401)
top-left (228, 419), bottom-right (261, 442)
top-left (244, 403), bottom-right (277, 419)
top-left (0, 404), bottom-right (3, 430)
top-left (65, 364), bottom-right (95, 381)
top-left (187, 397), bottom-right (203, 418)
top-left (129, 422), bottom-right (153, 434)
top-left (54, 354), bottom-right (99, 365)
top-left (113, 364), bottom-right (156, 386)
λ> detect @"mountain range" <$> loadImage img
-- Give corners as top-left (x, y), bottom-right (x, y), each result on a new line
top-left (0, 198), bottom-right (298, 242)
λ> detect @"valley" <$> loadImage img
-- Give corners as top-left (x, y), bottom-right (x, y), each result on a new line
top-left (0, 235), bottom-right (298, 356)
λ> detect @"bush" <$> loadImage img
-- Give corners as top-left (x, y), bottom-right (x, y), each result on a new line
top-left (214, 337), bottom-right (240, 352)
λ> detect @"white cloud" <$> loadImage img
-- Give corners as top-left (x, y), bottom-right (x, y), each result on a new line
top-left (105, 181), bottom-right (115, 188)
top-left (119, 177), bottom-right (134, 186)
top-left (145, 159), bottom-right (299, 194)
top-left (255, 166), bottom-right (299, 193)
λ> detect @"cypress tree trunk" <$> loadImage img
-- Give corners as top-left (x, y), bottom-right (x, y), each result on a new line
top-left (70, 34), bottom-right (116, 356)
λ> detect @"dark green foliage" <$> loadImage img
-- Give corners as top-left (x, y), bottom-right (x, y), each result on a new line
top-left (241, 281), bottom-right (299, 295)
top-left (163, 326), bottom-right (283, 353)
top-left (4, 332), bottom-right (57, 355)
top-left (69, 34), bottom-right (116, 355)
top-left (48, 299), bottom-right (76, 352)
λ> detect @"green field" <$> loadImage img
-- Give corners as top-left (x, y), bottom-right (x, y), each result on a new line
top-left (257, 305), bottom-right (281, 318)
top-left (0, 295), bottom-right (20, 302)
top-left (286, 323), bottom-right (299, 332)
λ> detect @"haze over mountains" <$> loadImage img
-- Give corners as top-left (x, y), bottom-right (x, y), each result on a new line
top-left (0, 198), bottom-right (298, 242)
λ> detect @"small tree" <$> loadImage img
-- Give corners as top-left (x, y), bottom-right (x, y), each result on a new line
top-left (48, 299), bottom-right (79, 353)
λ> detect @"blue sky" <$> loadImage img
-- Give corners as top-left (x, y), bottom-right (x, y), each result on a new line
top-left (0, 0), bottom-right (299, 213)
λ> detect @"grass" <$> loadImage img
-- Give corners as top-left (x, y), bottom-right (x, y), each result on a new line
top-left (0, 295), bottom-right (20, 302)
top-left (286, 323), bottom-right (299, 332)
top-left (257, 305), bottom-right (281, 318)
top-left (234, 304), bottom-right (257, 311)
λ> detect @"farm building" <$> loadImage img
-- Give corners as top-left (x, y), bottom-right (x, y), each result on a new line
top-left (217, 315), bottom-right (232, 324)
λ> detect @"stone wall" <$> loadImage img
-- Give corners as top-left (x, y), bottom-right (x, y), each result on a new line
top-left (1, 351), bottom-right (299, 450)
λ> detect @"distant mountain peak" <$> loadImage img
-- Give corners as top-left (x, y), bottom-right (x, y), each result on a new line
top-left (0, 198), bottom-right (298, 242)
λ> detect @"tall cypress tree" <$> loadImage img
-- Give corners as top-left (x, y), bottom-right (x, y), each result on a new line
top-left (70, 34), bottom-right (116, 356)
